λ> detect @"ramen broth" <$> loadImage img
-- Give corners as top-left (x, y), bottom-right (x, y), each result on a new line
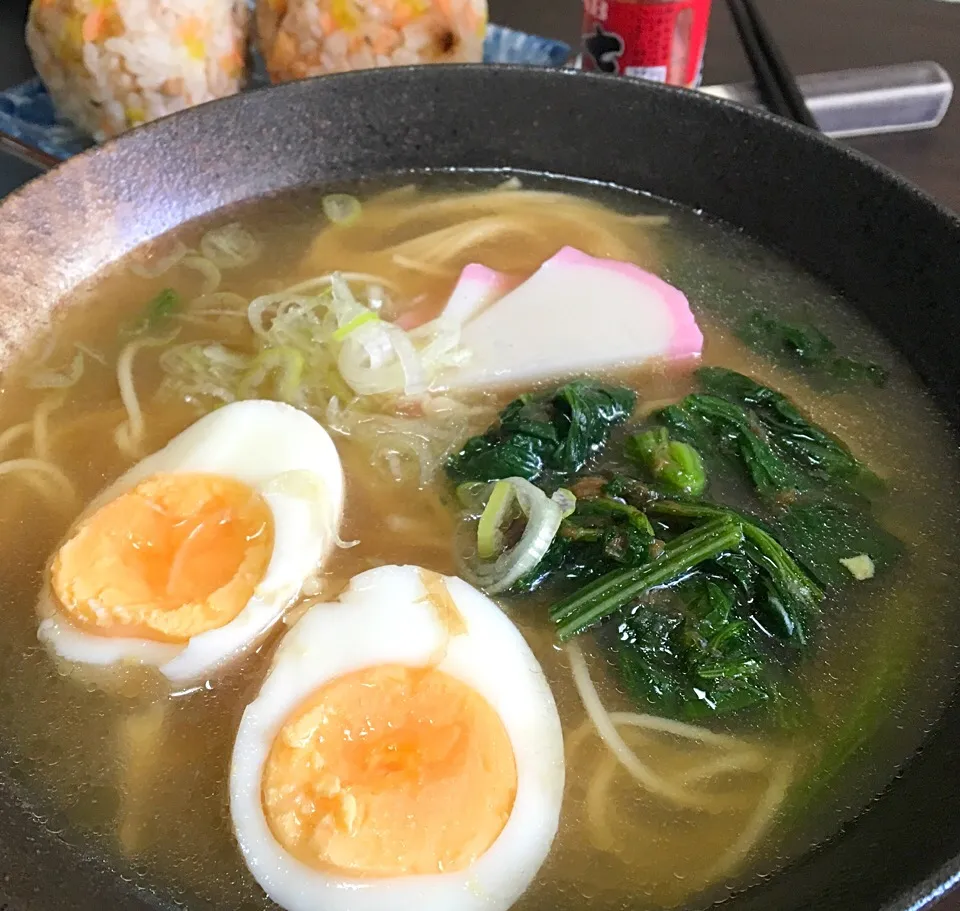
top-left (0, 174), bottom-right (958, 911)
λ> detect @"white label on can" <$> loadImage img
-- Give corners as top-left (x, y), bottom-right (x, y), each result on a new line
top-left (584, 0), bottom-right (610, 18)
top-left (624, 65), bottom-right (668, 83)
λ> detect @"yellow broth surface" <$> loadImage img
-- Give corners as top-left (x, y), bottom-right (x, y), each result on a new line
top-left (0, 175), bottom-right (958, 910)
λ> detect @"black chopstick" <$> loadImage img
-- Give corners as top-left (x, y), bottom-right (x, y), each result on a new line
top-left (724, 0), bottom-right (820, 130)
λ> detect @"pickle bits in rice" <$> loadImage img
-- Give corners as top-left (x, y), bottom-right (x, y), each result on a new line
top-left (26, 0), bottom-right (251, 141)
top-left (256, 0), bottom-right (487, 81)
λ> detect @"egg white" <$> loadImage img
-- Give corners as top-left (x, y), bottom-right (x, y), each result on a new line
top-left (37, 400), bottom-right (345, 683)
top-left (230, 564), bottom-right (566, 911)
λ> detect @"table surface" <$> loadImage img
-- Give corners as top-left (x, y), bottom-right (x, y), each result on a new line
top-left (0, 0), bottom-right (959, 909)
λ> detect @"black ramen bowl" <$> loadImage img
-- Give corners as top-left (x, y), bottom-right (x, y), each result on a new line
top-left (0, 65), bottom-right (959, 911)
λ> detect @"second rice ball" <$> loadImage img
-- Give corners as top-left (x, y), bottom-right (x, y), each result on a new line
top-left (256, 0), bottom-right (488, 81)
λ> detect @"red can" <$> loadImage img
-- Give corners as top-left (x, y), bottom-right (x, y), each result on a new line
top-left (581, 0), bottom-right (713, 88)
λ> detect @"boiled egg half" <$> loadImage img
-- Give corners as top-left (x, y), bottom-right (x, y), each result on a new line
top-left (230, 564), bottom-right (565, 911)
top-left (37, 399), bottom-right (344, 683)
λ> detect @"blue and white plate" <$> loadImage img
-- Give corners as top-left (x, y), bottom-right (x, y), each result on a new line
top-left (0, 24), bottom-right (571, 163)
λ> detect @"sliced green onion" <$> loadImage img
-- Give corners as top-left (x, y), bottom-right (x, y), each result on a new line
top-left (142, 287), bottom-right (181, 330)
top-left (128, 240), bottom-right (188, 279)
top-left (477, 479), bottom-right (515, 559)
top-left (199, 223), bottom-right (262, 269)
top-left (332, 310), bottom-right (380, 342)
top-left (456, 481), bottom-right (490, 510)
top-left (238, 347), bottom-right (304, 403)
top-left (457, 477), bottom-right (566, 595)
top-left (553, 488), bottom-right (578, 518)
top-left (181, 255), bottom-right (221, 295)
top-left (338, 322), bottom-right (428, 396)
top-left (323, 194), bottom-right (362, 226)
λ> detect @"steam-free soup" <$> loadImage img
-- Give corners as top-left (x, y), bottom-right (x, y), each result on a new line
top-left (0, 174), bottom-right (958, 911)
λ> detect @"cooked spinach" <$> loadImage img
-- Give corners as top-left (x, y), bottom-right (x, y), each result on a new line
top-left (625, 427), bottom-right (707, 496)
top-left (660, 393), bottom-right (807, 501)
top-left (446, 381), bottom-right (635, 484)
top-left (659, 368), bottom-right (878, 501)
top-left (515, 521), bottom-right (653, 594)
top-left (646, 499), bottom-right (823, 645)
top-left (829, 356), bottom-right (889, 388)
top-left (550, 516), bottom-right (745, 640)
top-left (618, 577), bottom-right (777, 720)
top-left (700, 368), bottom-right (877, 488)
top-left (448, 369), bottom-right (900, 725)
top-left (773, 499), bottom-right (903, 589)
top-left (512, 491), bottom-right (656, 593)
top-left (738, 310), bottom-right (888, 387)
top-left (785, 611), bottom-right (916, 823)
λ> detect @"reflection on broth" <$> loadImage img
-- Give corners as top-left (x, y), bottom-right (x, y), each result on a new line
top-left (0, 174), bottom-right (958, 911)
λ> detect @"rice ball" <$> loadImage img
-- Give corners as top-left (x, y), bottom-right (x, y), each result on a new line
top-left (256, 0), bottom-right (487, 82)
top-left (26, 0), bottom-right (251, 141)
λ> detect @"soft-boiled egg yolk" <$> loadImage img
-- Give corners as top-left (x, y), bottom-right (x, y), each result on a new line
top-left (261, 663), bottom-right (518, 877)
top-left (51, 472), bottom-right (274, 642)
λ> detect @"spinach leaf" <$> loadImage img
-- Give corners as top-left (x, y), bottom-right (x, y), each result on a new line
top-left (738, 310), bottom-right (888, 388)
top-left (512, 492), bottom-right (656, 593)
top-left (773, 499), bottom-right (904, 589)
top-left (660, 393), bottom-right (807, 501)
top-left (659, 368), bottom-right (878, 501)
top-left (619, 609), bottom-right (688, 717)
top-left (550, 516), bottom-right (746, 640)
top-left (785, 613), bottom-right (916, 823)
top-left (446, 381), bottom-right (635, 484)
top-left (830, 356), bottom-right (888, 388)
top-left (647, 498), bottom-right (823, 646)
top-left (618, 577), bottom-right (777, 721)
top-left (699, 367), bottom-right (878, 490)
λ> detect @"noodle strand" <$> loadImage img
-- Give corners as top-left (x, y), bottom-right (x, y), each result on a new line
top-left (566, 642), bottom-right (737, 812)
top-left (0, 457), bottom-right (77, 505)
top-left (701, 758), bottom-right (795, 882)
top-left (115, 333), bottom-right (177, 459)
top-left (32, 394), bottom-right (65, 461)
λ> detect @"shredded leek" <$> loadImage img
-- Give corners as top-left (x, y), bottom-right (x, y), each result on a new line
top-left (323, 194), bottom-right (362, 226)
top-left (458, 478), bottom-right (571, 594)
top-left (554, 488), bottom-right (578, 518)
top-left (181, 255), bottom-right (221, 294)
top-left (477, 479), bottom-right (515, 559)
top-left (332, 310), bottom-right (380, 342)
top-left (238, 348), bottom-right (304, 403)
top-left (199, 223), bottom-right (262, 270)
top-left (457, 481), bottom-right (490, 510)
top-left (157, 269), bottom-right (472, 483)
top-left (128, 240), bottom-right (188, 279)
top-left (158, 342), bottom-right (250, 406)
top-left (28, 352), bottom-right (84, 389)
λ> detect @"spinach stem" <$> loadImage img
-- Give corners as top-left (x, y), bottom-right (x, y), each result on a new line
top-left (551, 517), bottom-right (744, 641)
